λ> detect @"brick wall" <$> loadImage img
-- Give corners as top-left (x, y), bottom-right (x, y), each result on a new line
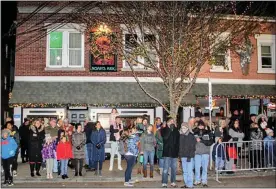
top-left (15, 9), bottom-right (275, 80)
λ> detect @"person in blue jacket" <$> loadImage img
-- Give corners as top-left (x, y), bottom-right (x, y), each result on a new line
top-left (91, 121), bottom-right (106, 177)
top-left (1, 129), bottom-right (18, 186)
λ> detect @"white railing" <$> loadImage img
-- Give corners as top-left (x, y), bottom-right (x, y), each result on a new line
top-left (214, 140), bottom-right (276, 182)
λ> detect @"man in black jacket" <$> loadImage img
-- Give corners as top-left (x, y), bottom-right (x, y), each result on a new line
top-left (179, 122), bottom-right (197, 188)
top-left (19, 118), bottom-right (30, 163)
top-left (161, 118), bottom-right (180, 188)
top-left (85, 121), bottom-right (96, 171)
top-left (109, 116), bottom-right (123, 171)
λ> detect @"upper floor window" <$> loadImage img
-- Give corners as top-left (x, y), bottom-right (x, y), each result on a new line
top-left (210, 32), bottom-right (232, 72)
top-left (46, 24), bottom-right (85, 69)
top-left (255, 34), bottom-right (275, 73)
top-left (121, 25), bottom-right (158, 70)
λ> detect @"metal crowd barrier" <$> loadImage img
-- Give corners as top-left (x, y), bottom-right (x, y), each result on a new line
top-left (214, 140), bottom-right (276, 182)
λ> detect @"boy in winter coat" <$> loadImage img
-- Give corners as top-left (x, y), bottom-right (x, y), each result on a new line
top-left (140, 124), bottom-right (156, 178)
top-left (193, 120), bottom-right (213, 187)
top-left (212, 137), bottom-right (225, 171)
top-left (41, 134), bottom-right (56, 179)
top-left (1, 129), bottom-right (18, 186)
top-left (56, 136), bottom-right (73, 179)
top-left (179, 123), bottom-right (196, 188)
top-left (72, 123), bottom-right (87, 176)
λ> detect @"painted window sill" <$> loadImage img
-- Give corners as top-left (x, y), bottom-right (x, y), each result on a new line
top-left (257, 70), bottom-right (275, 74)
top-left (121, 68), bottom-right (155, 72)
top-left (45, 67), bottom-right (85, 71)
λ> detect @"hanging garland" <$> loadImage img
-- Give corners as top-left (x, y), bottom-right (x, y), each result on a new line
top-left (196, 95), bottom-right (276, 99)
top-left (9, 102), bottom-right (196, 108)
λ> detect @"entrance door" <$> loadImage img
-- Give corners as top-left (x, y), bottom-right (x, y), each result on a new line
top-left (230, 99), bottom-right (250, 139)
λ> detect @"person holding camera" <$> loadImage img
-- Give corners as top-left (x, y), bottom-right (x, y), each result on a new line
top-left (72, 123), bottom-right (87, 177)
top-left (193, 120), bottom-right (214, 188)
top-left (91, 121), bottom-right (106, 176)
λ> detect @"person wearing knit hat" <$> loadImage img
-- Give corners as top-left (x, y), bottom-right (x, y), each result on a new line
top-left (179, 122), bottom-right (196, 188)
top-left (264, 128), bottom-right (274, 168)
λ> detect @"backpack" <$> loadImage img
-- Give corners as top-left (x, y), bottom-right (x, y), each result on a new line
top-left (118, 139), bottom-right (127, 156)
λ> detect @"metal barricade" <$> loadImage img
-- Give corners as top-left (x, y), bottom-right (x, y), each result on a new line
top-left (214, 140), bottom-right (276, 182)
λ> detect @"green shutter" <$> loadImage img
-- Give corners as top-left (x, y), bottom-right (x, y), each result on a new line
top-left (50, 32), bottom-right (63, 48)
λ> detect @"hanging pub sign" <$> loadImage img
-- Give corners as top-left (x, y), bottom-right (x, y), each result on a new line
top-left (89, 24), bottom-right (117, 72)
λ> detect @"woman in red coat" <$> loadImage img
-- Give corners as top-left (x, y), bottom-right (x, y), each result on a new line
top-left (56, 136), bottom-right (73, 179)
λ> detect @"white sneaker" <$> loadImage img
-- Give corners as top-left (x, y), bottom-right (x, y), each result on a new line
top-left (13, 170), bottom-right (17, 177)
top-left (124, 182), bottom-right (134, 187)
top-left (128, 180), bottom-right (136, 184)
top-left (162, 183), bottom-right (167, 188)
top-left (171, 183), bottom-right (177, 187)
top-left (109, 167), bottom-right (113, 171)
top-left (118, 166), bottom-right (123, 171)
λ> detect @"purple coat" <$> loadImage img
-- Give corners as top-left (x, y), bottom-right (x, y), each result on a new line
top-left (41, 142), bottom-right (56, 160)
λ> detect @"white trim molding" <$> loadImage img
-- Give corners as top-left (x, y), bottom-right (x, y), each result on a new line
top-left (255, 34), bottom-right (276, 74)
top-left (15, 76), bottom-right (275, 85)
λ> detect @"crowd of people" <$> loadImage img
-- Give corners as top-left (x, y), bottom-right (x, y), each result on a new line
top-left (1, 108), bottom-right (276, 188)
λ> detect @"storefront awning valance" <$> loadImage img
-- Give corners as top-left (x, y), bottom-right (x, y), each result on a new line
top-left (9, 82), bottom-right (275, 107)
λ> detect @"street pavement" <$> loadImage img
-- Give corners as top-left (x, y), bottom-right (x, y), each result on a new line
top-left (4, 176), bottom-right (276, 188)
top-left (2, 160), bottom-right (276, 187)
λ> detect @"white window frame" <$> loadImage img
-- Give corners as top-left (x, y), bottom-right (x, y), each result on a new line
top-left (210, 32), bottom-right (232, 73)
top-left (255, 34), bottom-right (275, 74)
top-left (120, 24), bottom-right (159, 71)
top-left (46, 24), bottom-right (85, 69)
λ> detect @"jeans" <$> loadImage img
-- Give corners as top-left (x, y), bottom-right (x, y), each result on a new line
top-left (110, 141), bottom-right (122, 169)
top-left (194, 154), bottom-right (209, 184)
top-left (53, 151), bottom-right (58, 172)
top-left (162, 157), bottom-right (177, 184)
top-left (60, 159), bottom-right (69, 175)
top-left (85, 144), bottom-right (89, 165)
top-left (124, 155), bottom-right (136, 182)
top-left (46, 158), bottom-right (54, 175)
top-left (143, 151), bottom-right (155, 172)
top-left (215, 157), bottom-right (225, 170)
top-left (181, 157), bottom-right (194, 188)
top-left (87, 143), bottom-right (94, 169)
top-left (159, 158), bottom-right (164, 169)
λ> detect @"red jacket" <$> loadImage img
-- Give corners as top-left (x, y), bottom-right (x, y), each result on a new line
top-left (56, 141), bottom-right (73, 160)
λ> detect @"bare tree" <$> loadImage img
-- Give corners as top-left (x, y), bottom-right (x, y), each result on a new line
top-left (80, 1), bottom-right (273, 120)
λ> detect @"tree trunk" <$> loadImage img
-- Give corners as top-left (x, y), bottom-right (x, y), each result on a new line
top-left (169, 97), bottom-right (180, 125)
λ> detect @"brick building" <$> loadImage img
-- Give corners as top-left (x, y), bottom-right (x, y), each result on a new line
top-left (10, 2), bottom-right (276, 130)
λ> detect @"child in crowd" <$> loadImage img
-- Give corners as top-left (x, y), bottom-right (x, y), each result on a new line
top-left (41, 134), bottom-right (56, 179)
top-left (212, 137), bottom-right (225, 171)
top-left (1, 129), bottom-right (18, 186)
top-left (264, 129), bottom-right (275, 168)
top-left (56, 136), bottom-right (73, 179)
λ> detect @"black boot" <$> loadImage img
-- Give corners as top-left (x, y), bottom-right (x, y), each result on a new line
top-left (36, 163), bottom-right (41, 176)
top-left (30, 164), bottom-right (35, 177)
top-left (74, 159), bottom-right (79, 177)
top-left (79, 159), bottom-right (83, 176)
top-left (22, 158), bottom-right (26, 163)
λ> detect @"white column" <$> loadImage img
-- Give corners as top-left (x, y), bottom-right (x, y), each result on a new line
top-left (183, 107), bottom-right (191, 123)
top-left (190, 107), bottom-right (195, 117)
top-left (155, 107), bottom-right (163, 122)
top-left (13, 106), bottom-right (22, 127)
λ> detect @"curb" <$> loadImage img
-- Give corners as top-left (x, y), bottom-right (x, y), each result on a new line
top-left (11, 172), bottom-right (276, 183)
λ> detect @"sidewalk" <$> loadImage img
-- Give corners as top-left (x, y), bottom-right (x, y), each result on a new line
top-left (8, 160), bottom-right (276, 183)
